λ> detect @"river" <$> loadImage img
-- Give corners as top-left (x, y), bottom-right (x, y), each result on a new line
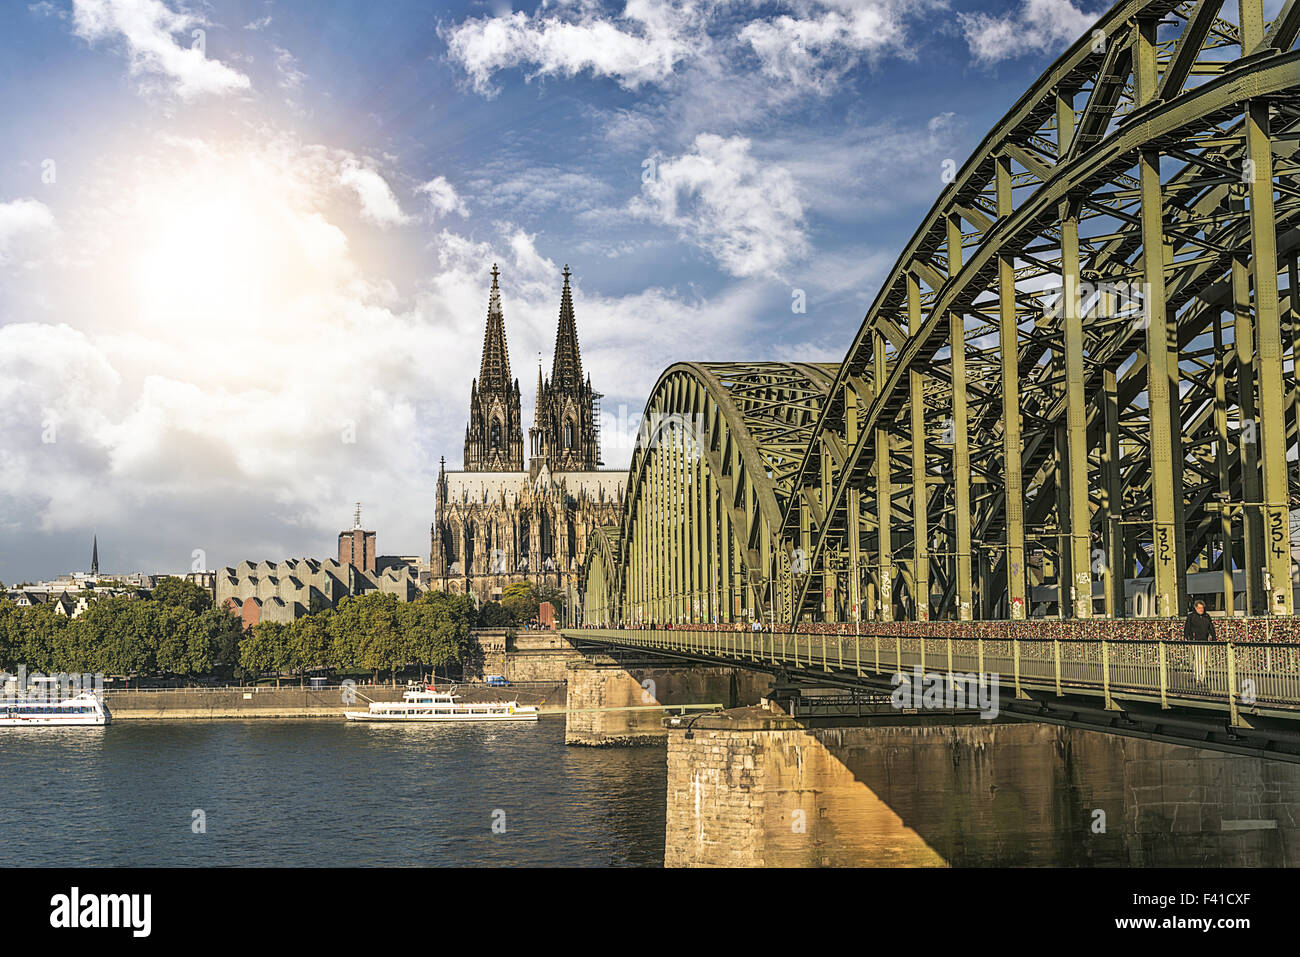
top-left (0, 718), bottom-right (666, 867)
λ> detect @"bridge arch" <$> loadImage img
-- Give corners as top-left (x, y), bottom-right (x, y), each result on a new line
top-left (580, 525), bottom-right (621, 627)
top-left (781, 0), bottom-right (1300, 623)
top-left (580, 0), bottom-right (1300, 628)
top-left (580, 362), bottom-right (835, 626)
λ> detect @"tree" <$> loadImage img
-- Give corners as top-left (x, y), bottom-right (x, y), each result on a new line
top-left (78, 598), bottom-right (156, 680)
top-left (401, 591), bottom-right (475, 680)
top-left (327, 597), bottom-right (363, 673)
top-left (151, 577), bottom-right (214, 614)
top-left (0, 597), bottom-right (20, 669)
top-left (20, 603), bottom-right (68, 673)
top-left (199, 606), bottom-right (246, 676)
top-left (500, 581), bottom-right (539, 624)
top-left (476, 601), bottom-right (512, 627)
top-left (155, 606), bottom-right (214, 677)
top-left (327, 593), bottom-right (403, 682)
top-left (356, 593), bottom-right (403, 683)
top-left (241, 621), bottom-right (291, 685)
top-left (289, 611), bottom-right (332, 682)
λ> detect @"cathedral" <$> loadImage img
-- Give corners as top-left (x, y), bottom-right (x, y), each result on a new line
top-left (430, 265), bottom-right (625, 612)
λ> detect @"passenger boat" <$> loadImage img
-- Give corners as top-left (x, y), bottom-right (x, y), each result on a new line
top-left (344, 684), bottom-right (538, 723)
top-left (0, 691), bottom-right (110, 727)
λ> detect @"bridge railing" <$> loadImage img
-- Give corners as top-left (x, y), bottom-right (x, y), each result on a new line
top-left (568, 628), bottom-right (1300, 724)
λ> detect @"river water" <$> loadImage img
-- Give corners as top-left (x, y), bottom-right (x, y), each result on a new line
top-left (0, 718), bottom-right (666, 867)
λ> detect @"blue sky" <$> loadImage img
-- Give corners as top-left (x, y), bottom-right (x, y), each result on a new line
top-left (0, 0), bottom-right (1111, 581)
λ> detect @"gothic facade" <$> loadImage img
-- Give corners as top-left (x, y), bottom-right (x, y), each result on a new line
top-left (430, 265), bottom-right (624, 611)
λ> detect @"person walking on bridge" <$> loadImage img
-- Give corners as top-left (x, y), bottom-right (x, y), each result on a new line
top-left (1184, 599), bottom-right (1216, 641)
top-left (1184, 598), bottom-right (1216, 684)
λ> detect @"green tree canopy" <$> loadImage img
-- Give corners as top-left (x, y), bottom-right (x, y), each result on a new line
top-left (500, 581), bottom-right (539, 624)
top-left (241, 620), bottom-right (291, 681)
top-left (150, 576), bottom-right (214, 614)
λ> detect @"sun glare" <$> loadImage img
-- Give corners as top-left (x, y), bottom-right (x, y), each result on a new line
top-left (133, 188), bottom-right (269, 328)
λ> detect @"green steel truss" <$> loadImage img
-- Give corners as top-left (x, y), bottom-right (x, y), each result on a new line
top-left (582, 362), bottom-right (836, 626)
top-left (584, 0), bottom-right (1300, 626)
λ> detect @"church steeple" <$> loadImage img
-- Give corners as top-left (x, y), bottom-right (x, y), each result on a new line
top-left (531, 264), bottom-right (599, 471)
top-left (479, 264), bottom-right (512, 390)
top-left (464, 264), bottom-right (524, 471)
top-left (91, 534), bottom-right (99, 576)
top-left (550, 265), bottom-right (583, 391)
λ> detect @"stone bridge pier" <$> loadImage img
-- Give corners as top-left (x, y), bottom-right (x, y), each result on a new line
top-left (563, 658), bottom-right (772, 746)
top-left (666, 701), bottom-right (1300, 867)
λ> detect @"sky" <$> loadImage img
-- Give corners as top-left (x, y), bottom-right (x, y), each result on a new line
top-left (0, 0), bottom-right (1114, 582)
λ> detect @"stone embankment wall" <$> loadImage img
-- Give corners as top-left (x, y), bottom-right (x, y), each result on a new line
top-left (105, 685), bottom-right (407, 719)
top-left (481, 630), bottom-right (586, 683)
top-left (665, 707), bottom-right (1300, 866)
top-left (105, 681), bottom-right (563, 719)
top-left (564, 662), bottom-right (771, 746)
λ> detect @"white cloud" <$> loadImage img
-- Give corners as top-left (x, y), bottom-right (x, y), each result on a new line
top-left (244, 15), bottom-right (272, 31)
top-left (0, 198), bottom-right (58, 266)
top-left (0, 131), bottom-right (759, 578)
top-left (739, 0), bottom-right (925, 93)
top-left (445, 0), bottom-right (949, 100)
top-left (273, 45), bottom-right (306, 92)
top-left (466, 165), bottom-right (613, 218)
top-left (71, 0), bottom-right (253, 99)
top-left (766, 111), bottom-right (963, 220)
top-left (443, 0), bottom-right (709, 96)
top-left (417, 176), bottom-right (468, 219)
top-left (338, 161), bottom-right (410, 228)
top-left (961, 0), bottom-right (1099, 64)
top-left (0, 135), bottom-right (467, 571)
top-left (630, 133), bottom-right (808, 279)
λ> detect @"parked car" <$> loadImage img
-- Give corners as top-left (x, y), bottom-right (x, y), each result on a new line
top-left (485, 674), bottom-right (511, 687)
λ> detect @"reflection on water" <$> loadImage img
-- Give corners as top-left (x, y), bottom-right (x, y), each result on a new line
top-left (0, 719), bottom-right (666, 867)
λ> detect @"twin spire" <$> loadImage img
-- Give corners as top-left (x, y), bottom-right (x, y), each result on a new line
top-left (475, 262), bottom-right (584, 399)
top-left (464, 262), bottom-right (593, 472)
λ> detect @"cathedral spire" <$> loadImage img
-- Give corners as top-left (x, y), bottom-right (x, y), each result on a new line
top-left (531, 264), bottom-right (597, 471)
top-left (463, 263), bottom-right (524, 471)
top-left (479, 264), bottom-right (512, 390)
top-left (534, 353), bottom-right (544, 427)
top-left (550, 264), bottom-right (583, 391)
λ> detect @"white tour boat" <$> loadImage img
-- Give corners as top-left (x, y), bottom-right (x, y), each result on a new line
top-left (0, 690), bottom-right (110, 727)
top-left (344, 684), bottom-right (539, 723)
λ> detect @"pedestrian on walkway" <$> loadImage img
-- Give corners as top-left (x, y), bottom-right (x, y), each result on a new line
top-left (1184, 598), bottom-right (1216, 683)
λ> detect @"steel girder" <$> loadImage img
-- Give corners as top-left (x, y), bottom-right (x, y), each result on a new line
top-left (581, 362), bottom-right (836, 626)
top-left (580, 525), bottom-right (621, 626)
top-left (781, 0), bottom-right (1300, 624)
top-left (579, 0), bottom-right (1300, 629)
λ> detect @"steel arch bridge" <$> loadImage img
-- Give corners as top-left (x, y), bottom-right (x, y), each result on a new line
top-left (583, 0), bottom-right (1300, 630)
top-left (581, 361), bottom-right (838, 626)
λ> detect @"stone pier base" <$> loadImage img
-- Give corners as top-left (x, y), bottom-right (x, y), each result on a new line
top-left (564, 661), bottom-right (771, 746)
top-left (666, 705), bottom-right (1300, 867)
